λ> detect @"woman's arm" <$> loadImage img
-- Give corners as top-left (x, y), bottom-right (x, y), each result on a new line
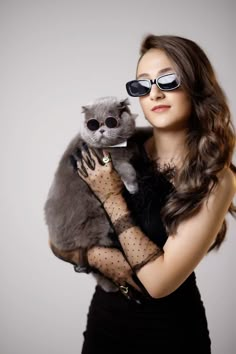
top-left (76, 148), bottom-right (236, 299)
top-left (87, 246), bottom-right (141, 291)
top-left (105, 167), bottom-right (235, 298)
top-left (136, 167), bottom-right (236, 298)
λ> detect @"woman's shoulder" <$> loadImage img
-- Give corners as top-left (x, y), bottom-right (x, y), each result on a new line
top-left (216, 166), bottom-right (236, 196)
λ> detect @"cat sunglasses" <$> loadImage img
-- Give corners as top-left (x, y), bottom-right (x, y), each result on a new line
top-left (126, 73), bottom-right (180, 97)
top-left (87, 116), bottom-right (119, 131)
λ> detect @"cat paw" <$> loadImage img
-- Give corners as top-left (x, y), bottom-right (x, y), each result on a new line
top-left (93, 274), bottom-right (118, 292)
top-left (125, 182), bottom-right (139, 194)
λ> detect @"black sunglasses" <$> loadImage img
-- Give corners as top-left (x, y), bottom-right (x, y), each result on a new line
top-left (126, 73), bottom-right (180, 97)
top-left (87, 116), bottom-right (119, 131)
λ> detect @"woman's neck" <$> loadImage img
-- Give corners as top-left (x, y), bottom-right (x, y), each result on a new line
top-left (145, 128), bottom-right (188, 170)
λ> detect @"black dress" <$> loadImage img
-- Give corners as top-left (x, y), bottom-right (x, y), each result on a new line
top-left (81, 134), bottom-right (211, 354)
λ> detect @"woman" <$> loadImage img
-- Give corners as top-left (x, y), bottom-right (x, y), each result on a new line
top-left (50, 35), bottom-right (236, 353)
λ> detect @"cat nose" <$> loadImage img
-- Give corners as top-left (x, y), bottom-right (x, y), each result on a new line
top-left (99, 129), bottom-right (105, 134)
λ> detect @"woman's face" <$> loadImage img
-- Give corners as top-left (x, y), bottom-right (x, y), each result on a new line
top-left (137, 48), bottom-right (192, 131)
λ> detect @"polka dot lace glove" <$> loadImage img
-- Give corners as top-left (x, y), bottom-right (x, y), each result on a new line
top-left (74, 144), bottom-right (163, 274)
top-left (103, 194), bottom-right (164, 272)
top-left (71, 143), bottom-right (124, 204)
top-left (87, 246), bottom-right (142, 293)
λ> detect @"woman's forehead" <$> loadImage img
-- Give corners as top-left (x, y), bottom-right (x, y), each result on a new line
top-left (137, 49), bottom-right (175, 78)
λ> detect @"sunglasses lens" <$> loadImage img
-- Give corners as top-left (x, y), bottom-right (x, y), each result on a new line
top-left (87, 119), bottom-right (100, 131)
top-left (158, 73), bottom-right (180, 90)
top-left (105, 117), bottom-right (118, 128)
top-left (126, 80), bottom-right (151, 97)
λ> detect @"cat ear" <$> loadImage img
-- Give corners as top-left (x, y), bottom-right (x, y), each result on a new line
top-left (81, 105), bottom-right (90, 113)
top-left (131, 113), bottom-right (138, 120)
top-left (119, 98), bottom-right (130, 108)
top-left (118, 98), bottom-right (131, 116)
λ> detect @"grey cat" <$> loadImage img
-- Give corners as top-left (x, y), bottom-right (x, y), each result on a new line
top-left (44, 96), bottom-right (139, 291)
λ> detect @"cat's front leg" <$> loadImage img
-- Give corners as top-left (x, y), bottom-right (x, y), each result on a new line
top-left (113, 161), bottom-right (138, 194)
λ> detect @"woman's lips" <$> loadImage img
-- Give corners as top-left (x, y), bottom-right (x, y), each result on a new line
top-left (151, 105), bottom-right (170, 112)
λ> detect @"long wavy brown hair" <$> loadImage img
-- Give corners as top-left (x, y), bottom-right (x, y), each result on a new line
top-left (138, 34), bottom-right (236, 251)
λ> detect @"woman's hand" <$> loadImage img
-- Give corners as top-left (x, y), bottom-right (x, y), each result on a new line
top-left (71, 144), bottom-right (124, 204)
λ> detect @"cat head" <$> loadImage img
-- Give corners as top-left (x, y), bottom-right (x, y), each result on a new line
top-left (80, 96), bottom-right (138, 147)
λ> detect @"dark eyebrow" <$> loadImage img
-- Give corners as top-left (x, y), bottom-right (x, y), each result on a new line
top-left (137, 67), bottom-right (174, 79)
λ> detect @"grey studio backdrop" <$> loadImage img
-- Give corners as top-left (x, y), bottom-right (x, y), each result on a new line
top-left (0, 0), bottom-right (235, 353)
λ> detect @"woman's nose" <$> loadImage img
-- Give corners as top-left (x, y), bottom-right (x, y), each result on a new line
top-left (149, 84), bottom-right (165, 100)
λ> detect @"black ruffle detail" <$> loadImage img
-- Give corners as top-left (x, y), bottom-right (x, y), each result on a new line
top-left (123, 144), bottom-right (175, 248)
